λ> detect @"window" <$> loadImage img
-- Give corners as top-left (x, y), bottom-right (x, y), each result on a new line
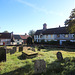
top-left (65, 34), bottom-right (68, 37)
top-left (46, 35), bottom-right (48, 38)
top-left (40, 35), bottom-right (42, 38)
top-left (51, 34), bottom-right (53, 38)
top-left (38, 35), bottom-right (39, 38)
top-left (35, 35), bottom-right (37, 38)
top-left (57, 34), bottom-right (60, 37)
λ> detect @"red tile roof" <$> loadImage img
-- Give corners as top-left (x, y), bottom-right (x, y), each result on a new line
top-left (20, 35), bottom-right (31, 39)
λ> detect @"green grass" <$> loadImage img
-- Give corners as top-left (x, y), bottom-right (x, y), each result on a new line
top-left (0, 47), bottom-right (75, 75)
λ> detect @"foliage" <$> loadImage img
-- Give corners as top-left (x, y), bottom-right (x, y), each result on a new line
top-left (28, 30), bottom-right (35, 39)
top-left (65, 8), bottom-right (75, 33)
top-left (0, 47), bottom-right (75, 75)
top-left (27, 37), bottom-right (32, 45)
top-left (3, 31), bottom-right (9, 33)
top-left (62, 41), bottom-right (75, 46)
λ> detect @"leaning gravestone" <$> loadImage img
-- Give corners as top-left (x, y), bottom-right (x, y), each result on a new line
top-left (19, 46), bottom-right (23, 52)
top-left (34, 59), bottom-right (46, 74)
top-left (10, 48), bottom-right (16, 55)
top-left (32, 48), bottom-right (36, 52)
top-left (56, 52), bottom-right (63, 61)
top-left (0, 47), bottom-right (6, 62)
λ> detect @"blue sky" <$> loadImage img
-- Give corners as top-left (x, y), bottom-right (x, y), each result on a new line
top-left (0, 0), bottom-right (75, 34)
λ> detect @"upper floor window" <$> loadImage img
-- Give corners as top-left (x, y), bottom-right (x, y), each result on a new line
top-left (35, 35), bottom-right (37, 38)
top-left (46, 35), bottom-right (48, 38)
top-left (40, 35), bottom-right (42, 38)
top-left (65, 34), bottom-right (68, 38)
top-left (38, 35), bottom-right (39, 38)
top-left (51, 34), bottom-right (53, 38)
top-left (57, 34), bottom-right (60, 37)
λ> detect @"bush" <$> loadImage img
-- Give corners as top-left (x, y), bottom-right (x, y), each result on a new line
top-left (62, 41), bottom-right (75, 46)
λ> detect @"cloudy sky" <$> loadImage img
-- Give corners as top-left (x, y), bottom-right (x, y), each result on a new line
top-left (0, 0), bottom-right (75, 34)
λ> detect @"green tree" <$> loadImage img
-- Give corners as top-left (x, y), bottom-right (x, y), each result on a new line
top-left (28, 30), bottom-right (35, 39)
top-left (65, 8), bottom-right (75, 33)
top-left (3, 31), bottom-right (9, 33)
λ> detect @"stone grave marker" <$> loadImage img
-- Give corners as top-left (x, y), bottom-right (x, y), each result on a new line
top-left (32, 48), bottom-right (36, 52)
top-left (19, 46), bottom-right (23, 52)
top-left (56, 52), bottom-right (63, 61)
top-left (13, 47), bottom-right (16, 52)
top-left (10, 49), bottom-right (16, 55)
top-left (34, 59), bottom-right (46, 74)
top-left (0, 47), bottom-right (6, 62)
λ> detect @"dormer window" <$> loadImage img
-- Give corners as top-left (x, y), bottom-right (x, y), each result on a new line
top-left (46, 35), bottom-right (48, 38)
top-left (65, 34), bottom-right (68, 37)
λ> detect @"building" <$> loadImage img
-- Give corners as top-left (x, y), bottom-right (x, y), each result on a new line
top-left (13, 35), bottom-right (23, 45)
top-left (20, 33), bottom-right (31, 44)
top-left (0, 33), bottom-right (13, 45)
top-left (34, 23), bottom-right (75, 45)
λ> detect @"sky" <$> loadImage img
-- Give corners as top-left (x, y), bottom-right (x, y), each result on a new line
top-left (0, 0), bottom-right (75, 34)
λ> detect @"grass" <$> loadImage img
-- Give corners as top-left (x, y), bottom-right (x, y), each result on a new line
top-left (0, 46), bottom-right (75, 75)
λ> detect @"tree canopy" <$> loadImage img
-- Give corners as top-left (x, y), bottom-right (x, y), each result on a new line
top-left (28, 30), bottom-right (35, 39)
top-left (65, 8), bottom-right (75, 33)
top-left (3, 31), bottom-right (9, 33)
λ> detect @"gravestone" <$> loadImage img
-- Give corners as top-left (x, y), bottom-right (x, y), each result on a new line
top-left (32, 48), bottom-right (35, 52)
top-left (10, 49), bottom-right (16, 55)
top-left (38, 48), bottom-right (40, 51)
top-left (56, 52), bottom-right (63, 61)
top-left (13, 47), bottom-right (16, 52)
top-left (19, 46), bottom-right (23, 52)
top-left (34, 59), bottom-right (46, 74)
top-left (0, 47), bottom-right (6, 62)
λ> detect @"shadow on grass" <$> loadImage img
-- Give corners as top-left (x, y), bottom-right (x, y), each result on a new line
top-left (18, 54), bottom-right (37, 60)
top-left (1, 64), bottom-right (34, 75)
top-left (46, 57), bottom-right (75, 75)
top-left (1, 57), bottom-right (75, 75)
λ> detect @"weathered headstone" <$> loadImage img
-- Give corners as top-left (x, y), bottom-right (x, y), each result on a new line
top-left (38, 48), bottom-right (40, 51)
top-left (0, 47), bottom-right (6, 62)
top-left (10, 49), bottom-right (16, 55)
top-left (19, 46), bottom-right (23, 52)
top-left (13, 47), bottom-right (16, 52)
top-left (32, 48), bottom-right (35, 52)
top-left (34, 59), bottom-right (46, 74)
top-left (56, 52), bottom-right (63, 61)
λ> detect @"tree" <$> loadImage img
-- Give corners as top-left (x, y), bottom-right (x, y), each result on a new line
top-left (28, 30), bottom-right (35, 39)
top-left (3, 31), bottom-right (9, 33)
top-left (27, 37), bottom-right (32, 45)
top-left (65, 8), bottom-right (75, 33)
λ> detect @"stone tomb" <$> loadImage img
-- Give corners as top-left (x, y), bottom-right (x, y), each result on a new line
top-left (34, 59), bottom-right (46, 74)
top-left (56, 52), bottom-right (63, 61)
top-left (22, 51), bottom-right (38, 59)
top-left (0, 47), bottom-right (6, 62)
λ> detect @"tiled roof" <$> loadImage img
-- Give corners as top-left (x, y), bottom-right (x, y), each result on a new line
top-left (20, 35), bottom-right (30, 39)
top-left (13, 35), bottom-right (22, 39)
top-left (34, 27), bottom-right (69, 35)
top-left (0, 33), bottom-right (11, 39)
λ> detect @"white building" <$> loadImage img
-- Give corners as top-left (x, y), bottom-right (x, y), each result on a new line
top-left (0, 33), bottom-right (13, 45)
top-left (34, 23), bottom-right (75, 45)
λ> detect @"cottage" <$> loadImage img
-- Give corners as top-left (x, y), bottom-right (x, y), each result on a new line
top-left (20, 33), bottom-right (31, 44)
top-left (34, 23), bottom-right (75, 45)
top-left (0, 33), bottom-right (13, 45)
top-left (13, 35), bottom-right (23, 45)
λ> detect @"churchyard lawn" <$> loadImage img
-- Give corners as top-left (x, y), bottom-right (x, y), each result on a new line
top-left (0, 46), bottom-right (75, 75)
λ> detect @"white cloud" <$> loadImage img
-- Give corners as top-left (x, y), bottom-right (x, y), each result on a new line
top-left (16, 0), bottom-right (64, 17)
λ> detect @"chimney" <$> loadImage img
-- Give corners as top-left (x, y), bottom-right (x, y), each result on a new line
top-left (43, 23), bottom-right (47, 30)
top-left (25, 33), bottom-right (27, 35)
top-left (59, 25), bottom-right (60, 28)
